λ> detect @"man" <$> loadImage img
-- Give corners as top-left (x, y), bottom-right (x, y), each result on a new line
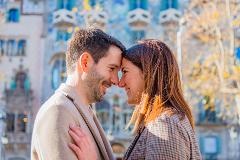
top-left (31, 28), bottom-right (125, 160)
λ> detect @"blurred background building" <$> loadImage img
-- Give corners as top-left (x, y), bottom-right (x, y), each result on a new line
top-left (0, 0), bottom-right (239, 160)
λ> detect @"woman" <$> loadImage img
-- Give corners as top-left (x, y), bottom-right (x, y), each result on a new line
top-left (68, 39), bottom-right (202, 160)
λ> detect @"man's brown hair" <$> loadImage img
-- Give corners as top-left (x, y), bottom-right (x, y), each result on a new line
top-left (66, 28), bottom-right (125, 74)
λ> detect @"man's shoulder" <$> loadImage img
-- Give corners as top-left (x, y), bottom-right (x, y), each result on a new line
top-left (35, 92), bottom-right (78, 123)
top-left (45, 91), bottom-right (75, 109)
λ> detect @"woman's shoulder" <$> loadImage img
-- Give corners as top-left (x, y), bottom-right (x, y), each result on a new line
top-left (142, 108), bottom-right (201, 159)
top-left (145, 109), bottom-right (193, 137)
top-left (147, 109), bottom-right (184, 126)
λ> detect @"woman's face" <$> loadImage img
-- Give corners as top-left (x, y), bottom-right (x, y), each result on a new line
top-left (119, 58), bottom-right (144, 105)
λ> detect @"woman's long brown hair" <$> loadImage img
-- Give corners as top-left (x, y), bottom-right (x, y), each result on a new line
top-left (124, 39), bottom-right (194, 133)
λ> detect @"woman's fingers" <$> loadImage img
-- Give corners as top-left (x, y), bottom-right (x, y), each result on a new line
top-left (77, 128), bottom-right (89, 140)
top-left (69, 125), bottom-right (84, 137)
top-left (69, 130), bottom-right (85, 147)
top-left (68, 143), bottom-right (82, 159)
top-left (69, 126), bottom-right (91, 145)
top-left (68, 126), bottom-right (98, 160)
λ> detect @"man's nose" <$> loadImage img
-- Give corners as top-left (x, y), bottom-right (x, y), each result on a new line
top-left (111, 75), bottom-right (119, 85)
top-left (118, 77), bottom-right (125, 88)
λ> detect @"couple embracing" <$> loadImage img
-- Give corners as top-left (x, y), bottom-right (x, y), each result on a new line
top-left (31, 28), bottom-right (201, 160)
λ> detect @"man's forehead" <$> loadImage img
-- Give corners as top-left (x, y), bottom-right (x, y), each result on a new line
top-left (108, 64), bottom-right (120, 68)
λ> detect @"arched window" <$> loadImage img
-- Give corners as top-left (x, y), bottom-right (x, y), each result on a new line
top-left (17, 113), bottom-right (28, 133)
top-left (236, 47), bottom-right (240, 61)
top-left (6, 39), bottom-right (16, 56)
top-left (57, 0), bottom-right (64, 9)
top-left (7, 8), bottom-right (20, 22)
top-left (6, 113), bottom-right (15, 132)
top-left (57, 0), bottom-right (75, 10)
top-left (198, 95), bottom-right (217, 124)
top-left (0, 39), bottom-right (5, 56)
top-left (56, 30), bottom-right (71, 41)
top-left (10, 71), bottom-right (30, 94)
top-left (139, 0), bottom-right (147, 9)
top-left (15, 71), bottom-right (27, 90)
top-left (51, 58), bottom-right (66, 89)
top-left (66, 0), bottom-right (75, 10)
top-left (17, 40), bottom-right (26, 56)
top-left (160, 0), bottom-right (178, 11)
top-left (89, 0), bottom-right (96, 7)
top-left (129, 0), bottom-right (148, 10)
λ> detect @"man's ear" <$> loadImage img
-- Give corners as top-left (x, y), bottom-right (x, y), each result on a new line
top-left (77, 52), bottom-right (93, 73)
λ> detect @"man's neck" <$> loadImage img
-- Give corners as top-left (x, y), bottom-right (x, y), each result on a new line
top-left (66, 75), bottom-right (90, 106)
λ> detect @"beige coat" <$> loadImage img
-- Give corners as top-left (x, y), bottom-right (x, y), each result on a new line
top-left (31, 84), bottom-right (114, 160)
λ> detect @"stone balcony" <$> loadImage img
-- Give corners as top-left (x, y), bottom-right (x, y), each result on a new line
top-left (53, 9), bottom-right (77, 29)
top-left (127, 8), bottom-right (151, 31)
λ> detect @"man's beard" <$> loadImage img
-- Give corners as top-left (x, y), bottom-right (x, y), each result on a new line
top-left (85, 67), bottom-right (111, 103)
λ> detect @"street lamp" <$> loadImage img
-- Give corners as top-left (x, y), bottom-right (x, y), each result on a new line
top-left (177, 17), bottom-right (186, 81)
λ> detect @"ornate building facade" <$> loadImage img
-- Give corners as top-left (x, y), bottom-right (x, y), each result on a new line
top-left (0, 0), bottom-right (44, 159)
top-left (0, 0), bottom-right (239, 160)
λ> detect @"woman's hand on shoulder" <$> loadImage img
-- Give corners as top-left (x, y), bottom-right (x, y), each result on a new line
top-left (68, 124), bottom-right (98, 160)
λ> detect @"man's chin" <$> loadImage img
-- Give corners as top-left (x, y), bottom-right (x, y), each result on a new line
top-left (95, 94), bottom-right (104, 102)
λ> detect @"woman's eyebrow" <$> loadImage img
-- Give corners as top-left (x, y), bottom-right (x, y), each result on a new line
top-left (121, 67), bottom-right (128, 71)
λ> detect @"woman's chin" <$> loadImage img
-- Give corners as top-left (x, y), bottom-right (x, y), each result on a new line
top-left (127, 98), bottom-right (139, 105)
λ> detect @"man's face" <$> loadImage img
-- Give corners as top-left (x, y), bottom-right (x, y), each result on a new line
top-left (85, 45), bottom-right (122, 102)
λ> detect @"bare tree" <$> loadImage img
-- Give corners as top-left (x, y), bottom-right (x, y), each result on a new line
top-left (181, 0), bottom-right (240, 124)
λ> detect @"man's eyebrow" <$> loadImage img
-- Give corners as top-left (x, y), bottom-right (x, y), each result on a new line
top-left (108, 64), bottom-right (120, 68)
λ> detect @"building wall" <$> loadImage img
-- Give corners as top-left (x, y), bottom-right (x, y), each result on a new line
top-left (0, 0), bottom-right (44, 159)
top-left (0, 0), bottom-right (239, 160)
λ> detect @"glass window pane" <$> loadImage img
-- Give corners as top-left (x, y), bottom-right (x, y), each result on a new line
top-left (7, 40), bottom-right (16, 56)
top-left (17, 113), bottom-right (27, 132)
top-left (52, 58), bottom-right (66, 89)
top-left (0, 39), bottom-right (5, 56)
top-left (18, 40), bottom-right (26, 56)
top-left (57, 0), bottom-right (64, 9)
top-left (6, 113), bottom-right (15, 132)
top-left (8, 8), bottom-right (19, 22)
top-left (129, 0), bottom-right (137, 10)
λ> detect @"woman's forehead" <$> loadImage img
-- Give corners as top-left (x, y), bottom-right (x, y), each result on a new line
top-left (121, 58), bottom-right (130, 66)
